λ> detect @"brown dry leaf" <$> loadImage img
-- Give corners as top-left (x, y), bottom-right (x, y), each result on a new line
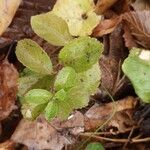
top-left (0, 140), bottom-right (15, 150)
top-left (60, 111), bottom-right (85, 135)
top-left (92, 17), bottom-right (122, 37)
top-left (95, 0), bottom-right (118, 15)
top-left (107, 109), bottom-right (135, 134)
top-left (123, 11), bottom-right (150, 49)
top-left (123, 23), bottom-right (138, 49)
top-left (0, 0), bottom-right (21, 36)
top-left (0, 60), bottom-right (18, 121)
top-left (11, 112), bottom-right (84, 150)
top-left (11, 117), bottom-right (75, 150)
top-left (99, 23), bottom-right (129, 97)
top-left (84, 96), bottom-right (138, 131)
top-left (131, 0), bottom-right (150, 11)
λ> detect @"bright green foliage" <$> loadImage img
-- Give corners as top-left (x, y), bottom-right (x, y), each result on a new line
top-left (45, 89), bottom-right (73, 120)
top-left (59, 37), bottom-right (103, 72)
top-left (85, 142), bottom-right (105, 150)
top-left (77, 63), bottom-right (101, 94)
top-left (22, 102), bottom-right (47, 120)
top-left (45, 86), bottom-right (90, 121)
top-left (18, 68), bottom-right (54, 96)
top-left (66, 86), bottom-right (89, 109)
top-left (54, 67), bottom-right (77, 91)
top-left (122, 48), bottom-right (150, 103)
top-left (21, 89), bottom-right (52, 119)
top-left (44, 101), bottom-right (59, 121)
top-left (24, 89), bottom-right (52, 105)
top-left (52, 0), bottom-right (100, 36)
top-left (31, 12), bottom-right (72, 46)
top-left (53, 89), bottom-right (72, 119)
top-left (16, 37), bottom-right (103, 121)
top-left (16, 39), bottom-right (52, 75)
top-left (16, 8), bottom-right (103, 121)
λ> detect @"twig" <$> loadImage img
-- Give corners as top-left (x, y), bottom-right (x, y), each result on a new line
top-left (79, 133), bottom-right (150, 143)
top-left (80, 133), bottom-right (127, 143)
top-left (123, 126), bottom-right (135, 149)
top-left (83, 126), bottom-right (138, 136)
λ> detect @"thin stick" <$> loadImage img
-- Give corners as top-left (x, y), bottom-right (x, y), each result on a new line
top-left (123, 126), bottom-right (135, 149)
top-left (4, 41), bottom-right (15, 60)
top-left (80, 133), bottom-right (150, 143)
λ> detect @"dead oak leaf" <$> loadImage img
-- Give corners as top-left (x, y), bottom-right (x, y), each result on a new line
top-left (84, 96), bottom-right (138, 131)
top-left (123, 11), bottom-right (150, 50)
top-left (0, 60), bottom-right (18, 121)
top-left (11, 117), bottom-right (74, 150)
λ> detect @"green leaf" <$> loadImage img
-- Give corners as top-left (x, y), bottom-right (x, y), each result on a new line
top-left (44, 101), bottom-right (59, 121)
top-left (44, 89), bottom-right (72, 121)
top-left (122, 48), bottom-right (150, 103)
top-left (31, 12), bottom-right (73, 46)
top-left (54, 67), bottom-right (77, 91)
top-left (59, 37), bottom-right (103, 72)
top-left (85, 142), bottom-right (105, 150)
top-left (45, 86), bottom-right (90, 121)
top-left (66, 86), bottom-right (89, 109)
top-left (77, 63), bottom-right (101, 94)
top-left (16, 39), bottom-right (53, 75)
top-left (22, 89), bottom-right (52, 119)
top-left (18, 68), bottom-right (54, 96)
top-left (52, 0), bottom-right (100, 36)
top-left (53, 89), bottom-right (72, 119)
top-left (24, 89), bottom-right (52, 105)
top-left (22, 102), bottom-right (47, 120)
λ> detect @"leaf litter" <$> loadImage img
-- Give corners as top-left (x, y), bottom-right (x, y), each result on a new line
top-left (0, 0), bottom-right (150, 150)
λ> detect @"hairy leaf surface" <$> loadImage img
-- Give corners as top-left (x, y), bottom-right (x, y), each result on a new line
top-left (16, 39), bottom-right (52, 75)
top-left (54, 67), bottom-right (77, 91)
top-left (59, 37), bottom-right (103, 72)
top-left (31, 12), bottom-right (72, 46)
top-left (22, 89), bottom-right (52, 119)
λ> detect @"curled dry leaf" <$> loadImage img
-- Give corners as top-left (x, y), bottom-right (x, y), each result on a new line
top-left (0, 0), bottom-right (21, 36)
top-left (123, 11), bottom-right (150, 49)
top-left (107, 109), bottom-right (135, 134)
top-left (0, 60), bottom-right (19, 121)
top-left (92, 17), bottom-right (122, 37)
top-left (84, 96), bottom-right (138, 131)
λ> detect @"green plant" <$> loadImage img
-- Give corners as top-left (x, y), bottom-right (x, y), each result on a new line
top-left (16, 37), bottom-right (103, 122)
top-left (16, 0), bottom-right (102, 121)
top-left (85, 142), bottom-right (105, 150)
top-left (122, 48), bottom-right (150, 103)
